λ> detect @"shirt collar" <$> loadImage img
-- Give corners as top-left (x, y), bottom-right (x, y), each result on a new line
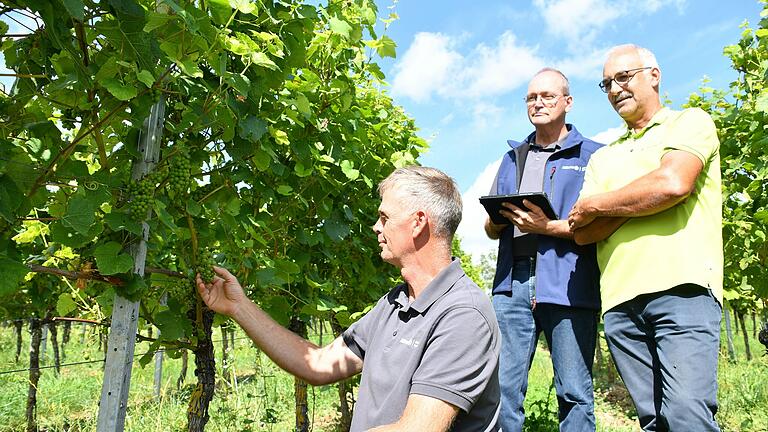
top-left (527, 129), bottom-right (570, 151)
top-left (392, 259), bottom-right (465, 314)
top-left (617, 107), bottom-right (671, 142)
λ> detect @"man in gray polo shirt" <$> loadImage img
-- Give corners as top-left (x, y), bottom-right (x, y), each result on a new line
top-left (197, 166), bottom-right (501, 431)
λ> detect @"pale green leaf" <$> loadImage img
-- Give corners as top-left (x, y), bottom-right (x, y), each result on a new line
top-left (102, 78), bottom-right (138, 101)
top-left (95, 57), bottom-right (119, 82)
top-left (230, 0), bottom-right (256, 14)
top-left (375, 36), bottom-right (397, 58)
top-left (270, 128), bottom-right (289, 145)
top-left (94, 242), bottom-right (134, 275)
top-left (294, 93), bottom-right (311, 118)
top-left (136, 70), bottom-right (155, 88)
top-left (756, 91), bottom-right (768, 113)
top-left (329, 16), bottom-right (352, 38)
top-left (340, 160), bottom-right (360, 181)
top-left (250, 52), bottom-right (278, 70)
top-left (56, 293), bottom-right (77, 316)
top-left (276, 185), bottom-right (293, 195)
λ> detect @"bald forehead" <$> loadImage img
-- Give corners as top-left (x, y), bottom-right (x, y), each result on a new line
top-left (528, 71), bottom-right (568, 94)
top-left (604, 47), bottom-right (644, 74)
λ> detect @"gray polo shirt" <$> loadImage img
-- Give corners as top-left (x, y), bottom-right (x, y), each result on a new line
top-left (342, 259), bottom-right (501, 431)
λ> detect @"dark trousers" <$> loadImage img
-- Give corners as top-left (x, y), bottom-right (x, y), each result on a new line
top-left (604, 284), bottom-right (721, 431)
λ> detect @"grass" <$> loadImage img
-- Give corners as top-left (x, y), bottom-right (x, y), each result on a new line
top-left (0, 316), bottom-right (766, 431)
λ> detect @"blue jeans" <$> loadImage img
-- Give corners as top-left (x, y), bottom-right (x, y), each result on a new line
top-left (604, 284), bottom-right (721, 431)
top-left (493, 258), bottom-right (597, 432)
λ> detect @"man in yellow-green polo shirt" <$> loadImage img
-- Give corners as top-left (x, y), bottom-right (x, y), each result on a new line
top-left (568, 44), bottom-right (723, 431)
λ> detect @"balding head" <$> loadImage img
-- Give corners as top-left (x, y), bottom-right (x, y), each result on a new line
top-left (603, 44), bottom-right (663, 130)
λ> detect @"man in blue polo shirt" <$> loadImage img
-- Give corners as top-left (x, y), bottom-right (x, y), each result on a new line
top-left (484, 68), bottom-right (602, 431)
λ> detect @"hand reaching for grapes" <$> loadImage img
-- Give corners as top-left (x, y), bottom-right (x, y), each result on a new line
top-left (195, 266), bottom-right (248, 319)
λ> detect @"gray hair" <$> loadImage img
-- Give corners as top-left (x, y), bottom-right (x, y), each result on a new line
top-left (607, 44), bottom-right (660, 69)
top-left (533, 67), bottom-right (570, 95)
top-left (378, 166), bottom-right (463, 241)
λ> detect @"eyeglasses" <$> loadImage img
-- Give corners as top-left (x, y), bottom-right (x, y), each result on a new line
top-left (599, 67), bottom-right (652, 93)
top-left (524, 93), bottom-right (566, 107)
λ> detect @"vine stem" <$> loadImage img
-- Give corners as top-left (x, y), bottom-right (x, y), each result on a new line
top-left (26, 264), bottom-right (186, 285)
top-left (0, 73), bottom-right (46, 78)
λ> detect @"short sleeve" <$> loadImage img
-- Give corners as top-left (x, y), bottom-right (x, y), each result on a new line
top-left (662, 108), bottom-right (719, 165)
top-left (578, 153), bottom-right (603, 199)
top-left (342, 299), bottom-right (384, 361)
top-left (410, 307), bottom-right (499, 413)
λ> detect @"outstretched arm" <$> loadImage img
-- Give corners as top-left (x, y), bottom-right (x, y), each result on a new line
top-left (196, 267), bottom-right (362, 385)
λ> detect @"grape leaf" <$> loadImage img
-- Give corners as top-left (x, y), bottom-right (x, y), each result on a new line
top-left (94, 242), bottom-right (134, 275)
top-left (0, 256), bottom-right (29, 297)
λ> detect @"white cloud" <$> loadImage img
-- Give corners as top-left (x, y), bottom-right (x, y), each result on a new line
top-left (533, 0), bottom-right (687, 49)
top-left (471, 102), bottom-right (506, 130)
top-left (590, 125), bottom-right (626, 144)
top-left (391, 30), bottom-right (612, 104)
top-left (554, 47), bottom-right (609, 81)
top-left (533, 0), bottom-right (621, 49)
top-left (462, 32), bottom-right (544, 98)
top-left (392, 31), bottom-right (542, 102)
top-left (390, 32), bottom-right (462, 103)
top-left (456, 159), bottom-right (502, 263)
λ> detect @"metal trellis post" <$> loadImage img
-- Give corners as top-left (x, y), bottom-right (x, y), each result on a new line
top-left (96, 97), bottom-right (165, 432)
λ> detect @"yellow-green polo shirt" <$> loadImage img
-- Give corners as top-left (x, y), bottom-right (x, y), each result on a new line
top-left (580, 107), bottom-right (723, 314)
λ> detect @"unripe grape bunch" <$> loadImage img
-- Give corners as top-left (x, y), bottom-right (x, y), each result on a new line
top-left (167, 145), bottom-right (192, 196)
top-left (196, 249), bottom-right (217, 283)
top-left (168, 278), bottom-right (196, 313)
top-left (128, 174), bottom-right (158, 222)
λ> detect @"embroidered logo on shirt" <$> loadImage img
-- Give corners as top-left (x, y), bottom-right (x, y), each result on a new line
top-left (560, 165), bottom-right (586, 172)
top-left (399, 338), bottom-right (420, 348)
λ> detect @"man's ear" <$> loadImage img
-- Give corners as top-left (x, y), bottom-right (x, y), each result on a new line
top-left (412, 210), bottom-right (429, 238)
top-left (650, 67), bottom-right (662, 88)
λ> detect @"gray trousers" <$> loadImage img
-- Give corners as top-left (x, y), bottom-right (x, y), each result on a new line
top-left (604, 284), bottom-right (721, 432)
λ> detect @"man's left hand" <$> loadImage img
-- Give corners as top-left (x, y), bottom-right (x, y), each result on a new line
top-left (568, 198), bottom-right (597, 230)
top-left (501, 199), bottom-right (551, 234)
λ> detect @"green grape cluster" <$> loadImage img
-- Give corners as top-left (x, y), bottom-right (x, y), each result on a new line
top-left (60, 108), bottom-right (78, 130)
top-left (167, 146), bottom-right (192, 196)
top-left (196, 249), bottom-right (217, 283)
top-left (128, 175), bottom-right (157, 222)
top-left (168, 278), bottom-right (196, 313)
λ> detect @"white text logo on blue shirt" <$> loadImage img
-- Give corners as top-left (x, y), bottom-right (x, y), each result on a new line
top-left (560, 165), bottom-right (587, 172)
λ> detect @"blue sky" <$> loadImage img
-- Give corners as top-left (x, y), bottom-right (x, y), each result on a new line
top-left (374, 0), bottom-right (765, 259)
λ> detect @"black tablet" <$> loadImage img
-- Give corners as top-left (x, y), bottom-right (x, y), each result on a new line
top-left (479, 193), bottom-right (558, 224)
